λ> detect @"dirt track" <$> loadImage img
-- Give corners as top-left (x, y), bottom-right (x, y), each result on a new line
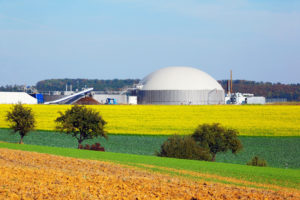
top-left (0, 149), bottom-right (298, 200)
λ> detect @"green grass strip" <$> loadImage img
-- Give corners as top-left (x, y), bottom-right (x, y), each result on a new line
top-left (0, 142), bottom-right (299, 190)
top-left (131, 163), bottom-right (278, 191)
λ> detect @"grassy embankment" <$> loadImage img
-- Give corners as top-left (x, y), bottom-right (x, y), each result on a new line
top-left (1, 128), bottom-right (300, 169)
top-left (0, 142), bottom-right (299, 191)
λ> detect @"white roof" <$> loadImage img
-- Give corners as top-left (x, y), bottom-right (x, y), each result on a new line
top-left (0, 92), bottom-right (37, 104)
top-left (139, 66), bottom-right (224, 90)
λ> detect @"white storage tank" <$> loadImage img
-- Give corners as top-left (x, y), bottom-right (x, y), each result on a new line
top-left (137, 66), bottom-right (225, 105)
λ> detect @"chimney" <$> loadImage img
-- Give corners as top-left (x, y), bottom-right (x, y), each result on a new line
top-left (230, 70), bottom-right (233, 94)
top-left (227, 80), bottom-right (230, 95)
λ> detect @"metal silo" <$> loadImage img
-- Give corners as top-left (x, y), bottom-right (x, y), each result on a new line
top-left (137, 66), bottom-right (225, 105)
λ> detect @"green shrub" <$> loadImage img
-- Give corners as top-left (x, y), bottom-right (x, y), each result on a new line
top-left (156, 135), bottom-right (211, 161)
top-left (79, 143), bottom-right (105, 151)
top-left (247, 156), bottom-right (267, 167)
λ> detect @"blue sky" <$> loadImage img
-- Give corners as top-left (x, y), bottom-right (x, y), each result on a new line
top-left (0, 0), bottom-right (300, 85)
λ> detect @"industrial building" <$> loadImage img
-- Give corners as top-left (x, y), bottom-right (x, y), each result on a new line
top-left (0, 92), bottom-right (38, 104)
top-left (136, 66), bottom-right (225, 105)
top-left (32, 66), bottom-right (226, 105)
top-left (224, 71), bottom-right (266, 105)
top-left (225, 93), bottom-right (266, 105)
top-left (0, 66), bottom-right (267, 105)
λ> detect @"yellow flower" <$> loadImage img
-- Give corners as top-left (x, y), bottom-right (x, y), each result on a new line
top-left (0, 104), bottom-right (299, 136)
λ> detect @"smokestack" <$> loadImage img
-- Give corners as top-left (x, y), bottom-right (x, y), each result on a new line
top-left (227, 80), bottom-right (230, 95)
top-left (66, 84), bottom-right (68, 91)
top-left (230, 70), bottom-right (233, 94)
top-left (70, 84), bottom-right (72, 91)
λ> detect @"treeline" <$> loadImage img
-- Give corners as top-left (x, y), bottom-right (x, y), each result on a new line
top-left (36, 79), bottom-right (140, 92)
top-left (219, 80), bottom-right (300, 101)
top-left (0, 85), bottom-right (26, 92)
top-left (1, 79), bottom-right (300, 101)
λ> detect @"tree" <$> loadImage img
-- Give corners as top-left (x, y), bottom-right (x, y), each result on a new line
top-left (156, 135), bottom-right (211, 161)
top-left (6, 103), bottom-right (35, 144)
top-left (192, 123), bottom-right (243, 161)
top-left (55, 105), bottom-right (107, 148)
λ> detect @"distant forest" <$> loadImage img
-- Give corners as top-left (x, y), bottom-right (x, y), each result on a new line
top-left (1, 79), bottom-right (300, 101)
top-left (0, 85), bottom-right (26, 92)
top-left (36, 79), bottom-right (140, 92)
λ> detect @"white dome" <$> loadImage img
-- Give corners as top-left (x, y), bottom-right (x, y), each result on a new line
top-left (139, 66), bottom-right (223, 90)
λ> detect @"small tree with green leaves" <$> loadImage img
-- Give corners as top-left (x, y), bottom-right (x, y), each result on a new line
top-left (55, 105), bottom-right (107, 148)
top-left (192, 123), bottom-right (243, 161)
top-left (6, 103), bottom-right (35, 144)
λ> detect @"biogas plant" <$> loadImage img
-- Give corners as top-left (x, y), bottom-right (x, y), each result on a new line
top-left (0, 66), bottom-right (265, 105)
top-left (136, 66), bottom-right (224, 105)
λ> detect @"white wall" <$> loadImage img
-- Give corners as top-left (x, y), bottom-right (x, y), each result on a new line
top-left (93, 94), bottom-right (127, 104)
top-left (0, 92), bottom-right (37, 104)
top-left (247, 97), bottom-right (266, 104)
top-left (128, 96), bottom-right (137, 105)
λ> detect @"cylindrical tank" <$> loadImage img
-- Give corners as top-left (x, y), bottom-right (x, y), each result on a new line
top-left (137, 66), bottom-right (225, 105)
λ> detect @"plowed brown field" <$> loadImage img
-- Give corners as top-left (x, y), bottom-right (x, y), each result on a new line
top-left (0, 149), bottom-right (299, 200)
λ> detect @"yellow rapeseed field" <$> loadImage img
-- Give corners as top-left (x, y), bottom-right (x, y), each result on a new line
top-left (0, 104), bottom-right (299, 136)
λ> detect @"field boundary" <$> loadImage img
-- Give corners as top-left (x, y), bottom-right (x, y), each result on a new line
top-left (0, 142), bottom-right (299, 191)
